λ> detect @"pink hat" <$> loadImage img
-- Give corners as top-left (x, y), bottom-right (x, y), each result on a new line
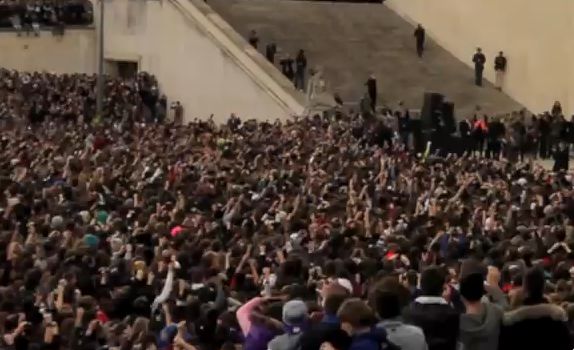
top-left (170, 226), bottom-right (183, 237)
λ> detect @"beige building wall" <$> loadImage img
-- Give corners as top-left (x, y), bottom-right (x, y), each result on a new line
top-left (0, 0), bottom-right (303, 122)
top-left (0, 29), bottom-right (97, 73)
top-left (386, 0), bottom-right (574, 116)
top-left (103, 0), bottom-right (304, 122)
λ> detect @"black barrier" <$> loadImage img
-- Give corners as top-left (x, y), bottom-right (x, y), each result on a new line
top-left (421, 129), bottom-right (468, 157)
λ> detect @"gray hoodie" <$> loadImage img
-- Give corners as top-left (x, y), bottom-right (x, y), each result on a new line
top-left (459, 302), bottom-right (503, 350)
top-left (377, 319), bottom-right (428, 350)
top-left (267, 333), bottom-right (302, 350)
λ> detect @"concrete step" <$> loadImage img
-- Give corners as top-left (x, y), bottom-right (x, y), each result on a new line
top-left (207, 0), bottom-right (523, 119)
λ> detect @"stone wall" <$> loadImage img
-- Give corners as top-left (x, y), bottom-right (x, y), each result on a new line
top-left (386, 0), bottom-right (574, 116)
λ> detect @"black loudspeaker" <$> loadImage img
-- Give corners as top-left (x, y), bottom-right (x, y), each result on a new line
top-left (421, 92), bottom-right (444, 129)
top-left (410, 119), bottom-right (425, 153)
top-left (447, 136), bottom-right (466, 156)
top-left (441, 101), bottom-right (456, 134)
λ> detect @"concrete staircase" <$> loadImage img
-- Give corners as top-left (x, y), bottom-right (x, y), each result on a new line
top-left (208, 0), bottom-right (522, 118)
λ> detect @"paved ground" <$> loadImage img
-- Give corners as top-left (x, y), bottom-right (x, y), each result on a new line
top-left (208, 0), bottom-right (523, 118)
top-left (536, 159), bottom-right (574, 171)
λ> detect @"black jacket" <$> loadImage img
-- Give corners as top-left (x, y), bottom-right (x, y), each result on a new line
top-left (299, 315), bottom-right (351, 350)
top-left (296, 54), bottom-right (307, 73)
top-left (566, 120), bottom-right (574, 142)
top-left (500, 303), bottom-right (571, 350)
top-left (459, 120), bottom-right (471, 137)
top-left (398, 115), bottom-right (410, 133)
top-left (473, 53), bottom-right (486, 68)
top-left (414, 27), bottom-right (425, 43)
top-left (402, 297), bottom-right (460, 350)
top-left (366, 78), bottom-right (377, 98)
top-left (538, 117), bottom-right (550, 136)
top-left (266, 44), bottom-right (277, 62)
top-left (494, 56), bottom-right (507, 71)
top-left (553, 148), bottom-right (570, 172)
top-left (488, 121), bottom-right (505, 141)
top-left (280, 58), bottom-right (295, 79)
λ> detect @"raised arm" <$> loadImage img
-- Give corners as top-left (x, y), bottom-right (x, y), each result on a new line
top-left (236, 297), bottom-right (264, 336)
top-left (151, 263), bottom-right (175, 312)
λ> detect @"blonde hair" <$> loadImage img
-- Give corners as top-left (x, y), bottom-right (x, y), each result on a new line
top-left (132, 317), bottom-right (150, 344)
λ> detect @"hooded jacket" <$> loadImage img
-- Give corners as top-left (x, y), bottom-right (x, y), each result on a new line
top-left (499, 303), bottom-right (571, 350)
top-left (377, 319), bottom-right (428, 350)
top-left (244, 325), bottom-right (279, 350)
top-left (268, 332), bottom-right (303, 350)
top-left (348, 327), bottom-right (388, 350)
top-left (268, 324), bottom-right (308, 350)
top-left (459, 302), bottom-right (503, 350)
top-left (299, 314), bottom-right (351, 350)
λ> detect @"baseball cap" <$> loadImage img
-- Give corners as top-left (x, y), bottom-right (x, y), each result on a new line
top-left (282, 300), bottom-right (308, 326)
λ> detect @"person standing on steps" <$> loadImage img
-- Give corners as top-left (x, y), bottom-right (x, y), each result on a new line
top-left (280, 54), bottom-right (295, 82)
top-left (294, 49), bottom-right (308, 91)
top-left (333, 92), bottom-right (344, 107)
top-left (472, 48), bottom-right (486, 87)
top-left (414, 24), bottom-right (426, 58)
top-left (248, 30), bottom-right (259, 49)
top-left (365, 74), bottom-right (377, 112)
top-left (360, 92), bottom-right (374, 119)
top-left (172, 101), bottom-right (184, 125)
top-left (266, 43), bottom-right (277, 64)
top-left (494, 51), bottom-right (507, 91)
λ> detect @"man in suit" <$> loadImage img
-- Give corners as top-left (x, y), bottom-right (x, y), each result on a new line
top-left (414, 24), bottom-right (426, 57)
top-left (472, 48), bottom-right (486, 87)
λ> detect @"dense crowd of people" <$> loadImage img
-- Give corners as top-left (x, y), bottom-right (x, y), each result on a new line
top-left (0, 69), bottom-right (573, 350)
top-left (0, 0), bottom-right (92, 35)
top-left (366, 102), bottom-right (573, 171)
top-left (0, 69), bottom-right (166, 126)
top-left (455, 105), bottom-right (573, 168)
